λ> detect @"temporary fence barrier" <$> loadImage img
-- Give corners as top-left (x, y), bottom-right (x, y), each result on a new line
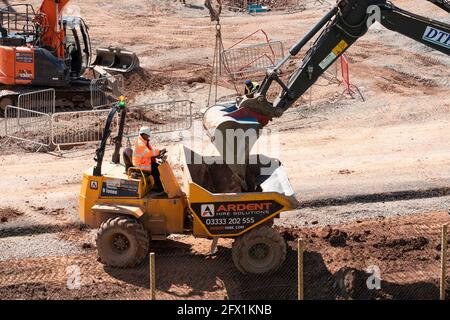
top-left (338, 54), bottom-right (364, 101)
top-left (144, 222), bottom-right (449, 300)
top-left (440, 224), bottom-right (448, 300)
top-left (51, 109), bottom-right (119, 150)
top-left (17, 88), bottom-right (56, 115)
top-left (222, 29), bottom-right (284, 80)
top-left (339, 55), bottom-right (353, 95)
top-left (226, 0), bottom-right (306, 13)
top-left (0, 118), bottom-right (5, 136)
top-left (4, 105), bottom-right (52, 151)
top-left (3, 98), bottom-right (192, 153)
top-left (0, 88), bottom-right (55, 144)
top-left (90, 74), bottom-right (124, 109)
top-left (125, 100), bottom-right (193, 141)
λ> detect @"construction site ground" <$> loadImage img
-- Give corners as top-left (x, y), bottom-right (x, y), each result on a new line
top-left (0, 0), bottom-right (449, 299)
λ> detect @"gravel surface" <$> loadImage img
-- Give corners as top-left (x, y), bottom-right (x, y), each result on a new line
top-left (278, 195), bottom-right (450, 228)
top-left (0, 233), bottom-right (84, 262)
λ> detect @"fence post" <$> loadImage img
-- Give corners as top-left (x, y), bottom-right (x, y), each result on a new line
top-left (298, 238), bottom-right (304, 300)
top-left (440, 224), bottom-right (448, 300)
top-left (149, 252), bottom-right (156, 300)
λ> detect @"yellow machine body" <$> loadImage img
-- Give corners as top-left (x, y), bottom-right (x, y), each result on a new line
top-left (179, 146), bottom-right (299, 238)
top-left (80, 146), bottom-right (298, 240)
top-left (80, 161), bottom-right (187, 238)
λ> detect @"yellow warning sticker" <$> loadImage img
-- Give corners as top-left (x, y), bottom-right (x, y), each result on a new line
top-left (332, 40), bottom-right (348, 56)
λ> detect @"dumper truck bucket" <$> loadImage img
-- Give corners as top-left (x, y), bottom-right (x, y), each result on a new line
top-left (180, 145), bottom-right (298, 237)
top-left (92, 47), bottom-right (140, 73)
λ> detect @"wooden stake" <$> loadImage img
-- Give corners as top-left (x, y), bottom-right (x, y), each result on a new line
top-left (440, 224), bottom-right (448, 300)
top-left (149, 252), bottom-right (156, 300)
top-left (298, 238), bottom-right (304, 300)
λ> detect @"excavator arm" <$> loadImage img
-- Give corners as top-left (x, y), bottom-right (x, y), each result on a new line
top-left (211, 0), bottom-right (450, 125)
top-left (429, 0), bottom-right (450, 13)
top-left (36, 0), bottom-right (70, 58)
top-left (202, 0), bottom-right (449, 190)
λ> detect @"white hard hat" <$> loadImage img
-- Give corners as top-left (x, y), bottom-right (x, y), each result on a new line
top-left (139, 126), bottom-right (152, 136)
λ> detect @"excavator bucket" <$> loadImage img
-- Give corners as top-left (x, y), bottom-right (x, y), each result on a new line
top-left (203, 102), bottom-right (267, 190)
top-left (92, 47), bottom-right (140, 73)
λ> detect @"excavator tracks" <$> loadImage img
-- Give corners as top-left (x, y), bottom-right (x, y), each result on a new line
top-left (0, 84), bottom-right (95, 117)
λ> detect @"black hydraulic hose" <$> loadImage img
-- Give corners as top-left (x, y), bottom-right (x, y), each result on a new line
top-left (93, 105), bottom-right (119, 176)
top-left (112, 106), bottom-right (127, 164)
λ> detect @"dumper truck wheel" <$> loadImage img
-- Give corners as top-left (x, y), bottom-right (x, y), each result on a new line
top-left (232, 226), bottom-right (286, 274)
top-left (96, 216), bottom-right (149, 268)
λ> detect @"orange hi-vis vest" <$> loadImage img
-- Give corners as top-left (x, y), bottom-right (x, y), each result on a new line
top-left (132, 136), bottom-right (160, 171)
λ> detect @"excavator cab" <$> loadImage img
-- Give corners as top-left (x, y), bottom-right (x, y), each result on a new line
top-left (63, 16), bottom-right (91, 78)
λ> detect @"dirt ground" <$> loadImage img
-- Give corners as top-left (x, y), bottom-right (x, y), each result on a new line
top-left (0, 0), bottom-right (449, 299)
top-left (0, 211), bottom-right (448, 300)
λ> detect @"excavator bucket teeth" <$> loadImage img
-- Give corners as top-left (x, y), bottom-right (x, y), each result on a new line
top-left (92, 47), bottom-right (140, 73)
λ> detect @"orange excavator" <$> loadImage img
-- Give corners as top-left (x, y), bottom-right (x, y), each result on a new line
top-left (0, 0), bottom-right (139, 113)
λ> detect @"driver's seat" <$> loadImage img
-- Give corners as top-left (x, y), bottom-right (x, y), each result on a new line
top-left (123, 147), bottom-right (134, 173)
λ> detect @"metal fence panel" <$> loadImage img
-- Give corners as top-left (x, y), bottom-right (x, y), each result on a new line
top-left (0, 118), bottom-right (5, 137)
top-left (91, 74), bottom-right (124, 109)
top-left (18, 88), bottom-right (55, 115)
top-left (51, 109), bottom-right (118, 147)
top-left (222, 41), bottom-right (284, 79)
top-left (125, 100), bottom-right (193, 139)
top-left (5, 106), bottom-right (52, 147)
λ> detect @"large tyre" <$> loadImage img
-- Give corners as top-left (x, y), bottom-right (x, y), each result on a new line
top-left (232, 226), bottom-right (286, 274)
top-left (96, 216), bottom-right (149, 268)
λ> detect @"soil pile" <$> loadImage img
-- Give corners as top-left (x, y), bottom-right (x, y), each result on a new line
top-left (123, 68), bottom-right (171, 99)
top-left (0, 207), bottom-right (24, 223)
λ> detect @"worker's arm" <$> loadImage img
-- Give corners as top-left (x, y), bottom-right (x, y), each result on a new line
top-left (151, 148), bottom-right (168, 159)
top-left (234, 0), bottom-right (450, 122)
top-left (146, 147), bottom-right (160, 158)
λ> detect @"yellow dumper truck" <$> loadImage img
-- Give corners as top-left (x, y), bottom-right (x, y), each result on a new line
top-left (79, 101), bottom-right (298, 274)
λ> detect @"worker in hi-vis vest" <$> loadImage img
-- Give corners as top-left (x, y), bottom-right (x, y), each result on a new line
top-left (132, 126), bottom-right (166, 190)
top-left (244, 79), bottom-right (260, 98)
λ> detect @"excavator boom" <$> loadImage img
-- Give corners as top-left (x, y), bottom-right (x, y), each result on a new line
top-left (429, 0), bottom-right (450, 13)
top-left (0, 0), bottom-right (139, 113)
top-left (35, 0), bottom-right (139, 71)
top-left (225, 0), bottom-right (450, 122)
top-left (36, 0), bottom-right (70, 58)
top-left (203, 0), bottom-right (450, 190)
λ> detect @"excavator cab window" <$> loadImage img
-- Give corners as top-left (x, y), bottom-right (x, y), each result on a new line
top-left (63, 16), bottom-right (91, 78)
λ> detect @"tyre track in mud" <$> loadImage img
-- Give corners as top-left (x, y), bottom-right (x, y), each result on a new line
top-left (0, 254), bottom-right (109, 285)
top-left (0, 254), bottom-right (146, 300)
top-left (298, 187), bottom-right (450, 209)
